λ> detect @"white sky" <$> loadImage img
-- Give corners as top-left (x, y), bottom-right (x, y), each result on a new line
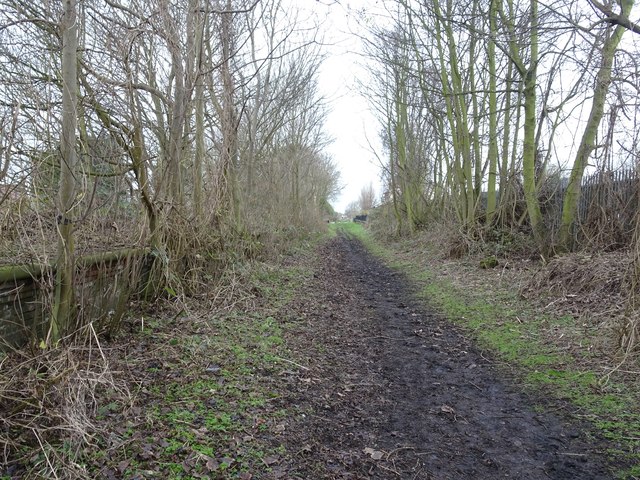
top-left (309, 1), bottom-right (385, 213)
top-left (306, 1), bottom-right (640, 213)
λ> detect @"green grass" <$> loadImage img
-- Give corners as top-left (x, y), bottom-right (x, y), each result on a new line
top-left (124, 315), bottom-right (286, 477)
top-left (78, 250), bottom-right (317, 479)
top-left (7, 247), bottom-right (314, 477)
top-left (340, 223), bottom-right (640, 477)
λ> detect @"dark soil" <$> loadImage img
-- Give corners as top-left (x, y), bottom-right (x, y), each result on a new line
top-left (276, 233), bottom-right (617, 479)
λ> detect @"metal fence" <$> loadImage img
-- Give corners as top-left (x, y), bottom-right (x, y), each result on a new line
top-left (543, 169), bottom-right (639, 248)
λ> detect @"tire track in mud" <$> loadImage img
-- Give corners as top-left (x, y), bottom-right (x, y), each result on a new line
top-left (278, 233), bottom-right (616, 479)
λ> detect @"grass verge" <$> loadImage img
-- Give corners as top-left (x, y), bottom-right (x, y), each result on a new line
top-left (338, 221), bottom-right (640, 478)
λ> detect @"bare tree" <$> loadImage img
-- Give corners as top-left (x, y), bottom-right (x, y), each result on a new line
top-left (359, 183), bottom-right (376, 212)
top-left (0, 0), bottom-right (339, 333)
top-left (559, 0), bottom-right (636, 250)
top-left (50, 0), bottom-right (79, 341)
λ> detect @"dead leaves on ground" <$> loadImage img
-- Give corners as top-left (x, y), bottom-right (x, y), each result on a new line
top-left (363, 447), bottom-right (385, 460)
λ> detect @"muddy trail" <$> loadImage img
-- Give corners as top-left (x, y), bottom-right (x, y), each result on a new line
top-left (276, 233), bottom-right (616, 479)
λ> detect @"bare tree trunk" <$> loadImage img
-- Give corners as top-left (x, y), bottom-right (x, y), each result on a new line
top-left (499, 62), bottom-right (514, 207)
top-left (50, 0), bottom-right (79, 342)
top-left (385, 84), bottom-right (403, 234)
top-left (193, 0), bottom-right (207, 218)
top-left (500, 0), bottom-right (547, 255)
top-left (161, 0), bottom-right (187, 207)
top-left (521, 0), bottom-right (546, 254)
top-left (219, 0), bottom-right (241, 227)
top-left (433, 0), bottom-right (474, 225)
top-left (558, 0), bottom-right (634, 251)
top-left (486, 0), bottom-right (499, 225)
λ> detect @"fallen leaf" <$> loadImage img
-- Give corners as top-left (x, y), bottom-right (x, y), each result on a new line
top-left (263, 455), bottom-right (279, 466)
top-left (117, 460), bottom-right (130, 473)
top-left (192, 426), bottom-right (208, 438)
top-left (206, 363), bottom-right (221, 373)
top-left (103, 469), bottom-right (118, 480)
top-left (363, 447), bottom-right (384, 460)
top-left (440, 404), bottom-right (456, 415)
top-left (129, 406), bottom-right (142, 417)
top-left (298, 444), bottom-right (312, 454)
top-left (204, 456), bottom-right (219, 472)
top-left (238, 473), bottom-right (252, 480)
top-left (139, 444), bottom-right (156, 460)
top-left (271, 466), bottom-right (287, 478)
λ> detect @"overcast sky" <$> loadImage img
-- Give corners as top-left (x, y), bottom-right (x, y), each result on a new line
top-left (308, 1), bottom-right (385, 214)
top-left (306, 0), bottom-right (640, 215)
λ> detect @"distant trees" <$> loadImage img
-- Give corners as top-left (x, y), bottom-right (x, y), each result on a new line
top-left (361, 16), bottom-right (432, 234)
top-left (359, 183), bottom-right (376, 213)
top-left (0, 0), bottom-right (339, 339)
top-left (345, 201), bottom-right (361, 219)
top-left (361, 0), bottom-right (639, 255)
top-left (343, 184), bottom-right (377, 220)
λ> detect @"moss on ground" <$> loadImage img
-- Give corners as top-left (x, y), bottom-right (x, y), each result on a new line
top-left (75, 238), bottom-right (321, 479)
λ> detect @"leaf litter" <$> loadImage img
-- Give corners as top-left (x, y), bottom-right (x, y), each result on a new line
top-left (1, 233), bottom-right (632, 479)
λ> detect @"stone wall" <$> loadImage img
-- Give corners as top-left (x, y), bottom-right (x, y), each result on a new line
top-left (0, 249), bottom-right (149, 347)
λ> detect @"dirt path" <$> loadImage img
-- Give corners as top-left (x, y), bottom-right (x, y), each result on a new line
top-left (277, 233), bottom-right (615, 479)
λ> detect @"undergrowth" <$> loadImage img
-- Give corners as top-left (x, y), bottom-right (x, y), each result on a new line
top-left (339, 221), bottom-right (640, 478)
top-left (0, 231), bottom-right (323, 479)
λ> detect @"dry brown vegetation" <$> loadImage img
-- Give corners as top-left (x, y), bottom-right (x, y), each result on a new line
top-left (0, 1), bottom-right (342, 477)
top-left (0, 326), bottom-right (131, 478)
top-left (523, 251), bottom-right (638, 353)
top-left (0, 243), bottom-right (304, 478)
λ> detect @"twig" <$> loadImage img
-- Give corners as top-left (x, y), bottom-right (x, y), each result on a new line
top-left (468, 381), bottom-right (483, 391)
top-left (377, 464), bottom-right (402, 477)
top-left (32, 428), bottom-right (60, 480)
top-left (364, 336), bottom-right (406, 341)
top-left (274, 356), bottom-right (310, 371)
top-left (345, 382), bottom-right (383, 388)
top-left (386, 446), bottom-right (415, 460)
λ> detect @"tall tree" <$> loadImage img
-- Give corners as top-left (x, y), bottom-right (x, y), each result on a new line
top-left (359, 183), bottom-right (376, 212)
top-left (485, 0), bottom-right (499, 225)
top-left (50, 0), bottom-right (79, 341)
top-left (558, 0), bottom-right (635, 250)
